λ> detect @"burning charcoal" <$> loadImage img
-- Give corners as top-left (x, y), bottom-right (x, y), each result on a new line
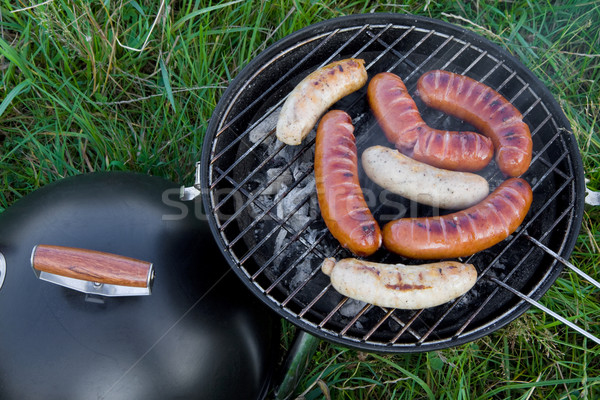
top-left (340, 298), bottom-right (367, 318)
top-left (273, 229), bottom-right (289, 256)
top-left (261, 168), bottom-right (292, 195)
top-left (289, 258), bottom-right (314, 290)
top-left (275, 181), bottom-right (316, 231)
top-left (291, 161), bottom-right (313, 181)
top-left (249, 106), bottom-right (280, 144)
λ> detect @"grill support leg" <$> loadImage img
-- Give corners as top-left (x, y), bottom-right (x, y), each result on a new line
top-left (274, 330), bottom-right (320, 400)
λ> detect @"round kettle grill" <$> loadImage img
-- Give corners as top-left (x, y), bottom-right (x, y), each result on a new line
top-left (196, 13), bottom-right (595, 353)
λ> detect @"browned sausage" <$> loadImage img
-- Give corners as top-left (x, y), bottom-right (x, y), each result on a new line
top-left (368, 72), bottom-right (494, 172)
top-left (315, 110), bottom-right (382, 256)
top-left (277, 58), bottom-right (368, 145)
top-left (321, 257), bottom-right (477, 309)
top-left (382, 178), bottom-right (532, 259)
top-left (417, 70), bottom-right (533, 177)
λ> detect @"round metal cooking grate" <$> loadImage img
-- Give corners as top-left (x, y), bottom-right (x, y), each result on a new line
top-left (200, 14), bottom-right (584, 352)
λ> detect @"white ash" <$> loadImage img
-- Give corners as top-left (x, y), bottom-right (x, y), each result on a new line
top-left (289, 258), bottom-right (314, 290)
top-left (304, 226), bottom-right (327, 247)
top-left (273, 228), bottom-right (289, 257)
top-left (340, 298), bottom-right (367, 318)
top-left (249, 106), bottom-right (281, 144)
top-left (353, 111), bottom-right (367, 125)
top-left (270, 128), bottom-right (316, 164)
top-left (285, 227), bottom-right (330, 290)
top-left (248, 199), bottom-right (265, 221)
top-left (274, 180), bottom-right (317, 254)
top-left (261, 168), bottom-right (293, 195)
top-left (494, 262), bottom-right (507, 272)
top-left (530, 176), bottom-right (539, 186)
top-left (291, 161), bottom-right (313, 181)
top-left (387, 318), bottom-right (401, 332)
top-left (275, 178), bottom-right (315, 224)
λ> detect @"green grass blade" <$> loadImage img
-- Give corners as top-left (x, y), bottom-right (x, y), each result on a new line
top-left (173, 0), bottom-right (245, 30)
top-left (0, 79), bottom-right (31, 118)
top-left (159, 57), bottom-right (176, 113)
top-left (370, 354), bottom-right (436, 400)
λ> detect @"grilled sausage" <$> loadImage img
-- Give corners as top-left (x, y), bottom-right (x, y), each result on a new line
top-left (362, 145), bottom-right (489, 210)
top-left (382, 178), bottom-right (533, 259)
top-left (315, 110), bottom-right (382, 257)
top-left (417, 70), bottom-right (533, 177)
top-left (321, 257), bottom-right (477, 309)
top-left (368, 72), bottom-right (494, 172)
top-left (276, 58), bottom-right (368, 145)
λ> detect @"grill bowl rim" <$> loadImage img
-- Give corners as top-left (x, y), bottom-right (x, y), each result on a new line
top-left (199, 12), bottom-right (586, 352)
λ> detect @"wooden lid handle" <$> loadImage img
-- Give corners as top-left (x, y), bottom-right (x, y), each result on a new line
top-left (32, 245), bottom-right (154, 290)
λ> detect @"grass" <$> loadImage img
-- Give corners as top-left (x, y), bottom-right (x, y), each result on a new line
top-left (1, 0), bottom-right (599, 399)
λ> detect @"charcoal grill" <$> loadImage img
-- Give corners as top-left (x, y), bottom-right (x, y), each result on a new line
top-left (188, 14), bottom-right (596, 352)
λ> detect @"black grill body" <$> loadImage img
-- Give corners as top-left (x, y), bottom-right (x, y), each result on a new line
top-left (201, 14), bottom-right (585, 352)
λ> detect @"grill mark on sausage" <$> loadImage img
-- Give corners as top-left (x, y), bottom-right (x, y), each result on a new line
top-left (448, 215), bottom-right (461, 244)
top-left (329, 155), bottom-right (357, 165)
top-left (472, 86), bottom-right (491, 110)
top-left (361, 223), bottom-right (377, 233)
top-left (356, 264), bottom-right (380, 276)
top-left (328, 181), bottom-right (358, 191)
top-left (499, 146), bottom-right (529, 157)
top-left (465, 211), bottom-right (480, 240)
top-left (442, 71), bottom-right (453, 102)
top-left (347, 208), bottom-right (376, 220)
top-left (455, 72), bottom-right (467, 97)
top-left (463, 74), bottom-right (480, 101)
top-left (439, 216), bottom-right (448, 242)
top-left (425, 218), bottom-right (432, 244)
top-left (354, 260), bottom-right (435, 292)
top-left (443, 130), bottom-right (451, 159)
top-left (489, 198), bottom-right (512, 236)
top-left (385, 283), bottom-right (431, 291)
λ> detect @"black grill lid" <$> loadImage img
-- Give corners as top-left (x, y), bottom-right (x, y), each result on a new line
top-left (200, 13), bottom-right (585, 352)
top-left (0, 172), bottom-right (278, 399)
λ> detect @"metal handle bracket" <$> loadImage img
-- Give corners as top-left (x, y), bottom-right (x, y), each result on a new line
top-left (31, 245), bottom-right (154, 297)
top-left (180, 162), bottom-right (203, 201)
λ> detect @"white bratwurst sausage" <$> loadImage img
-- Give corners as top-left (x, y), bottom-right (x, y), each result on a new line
top-left (321, 257), bottom-right (477, 309)
top-left (276, 58), bottom-right (368, 145)
top-left (361, 145), bottom-right (489, 209)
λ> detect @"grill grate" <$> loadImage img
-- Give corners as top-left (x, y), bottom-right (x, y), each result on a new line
top-left (201, 16), bottom-right (592, 351)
